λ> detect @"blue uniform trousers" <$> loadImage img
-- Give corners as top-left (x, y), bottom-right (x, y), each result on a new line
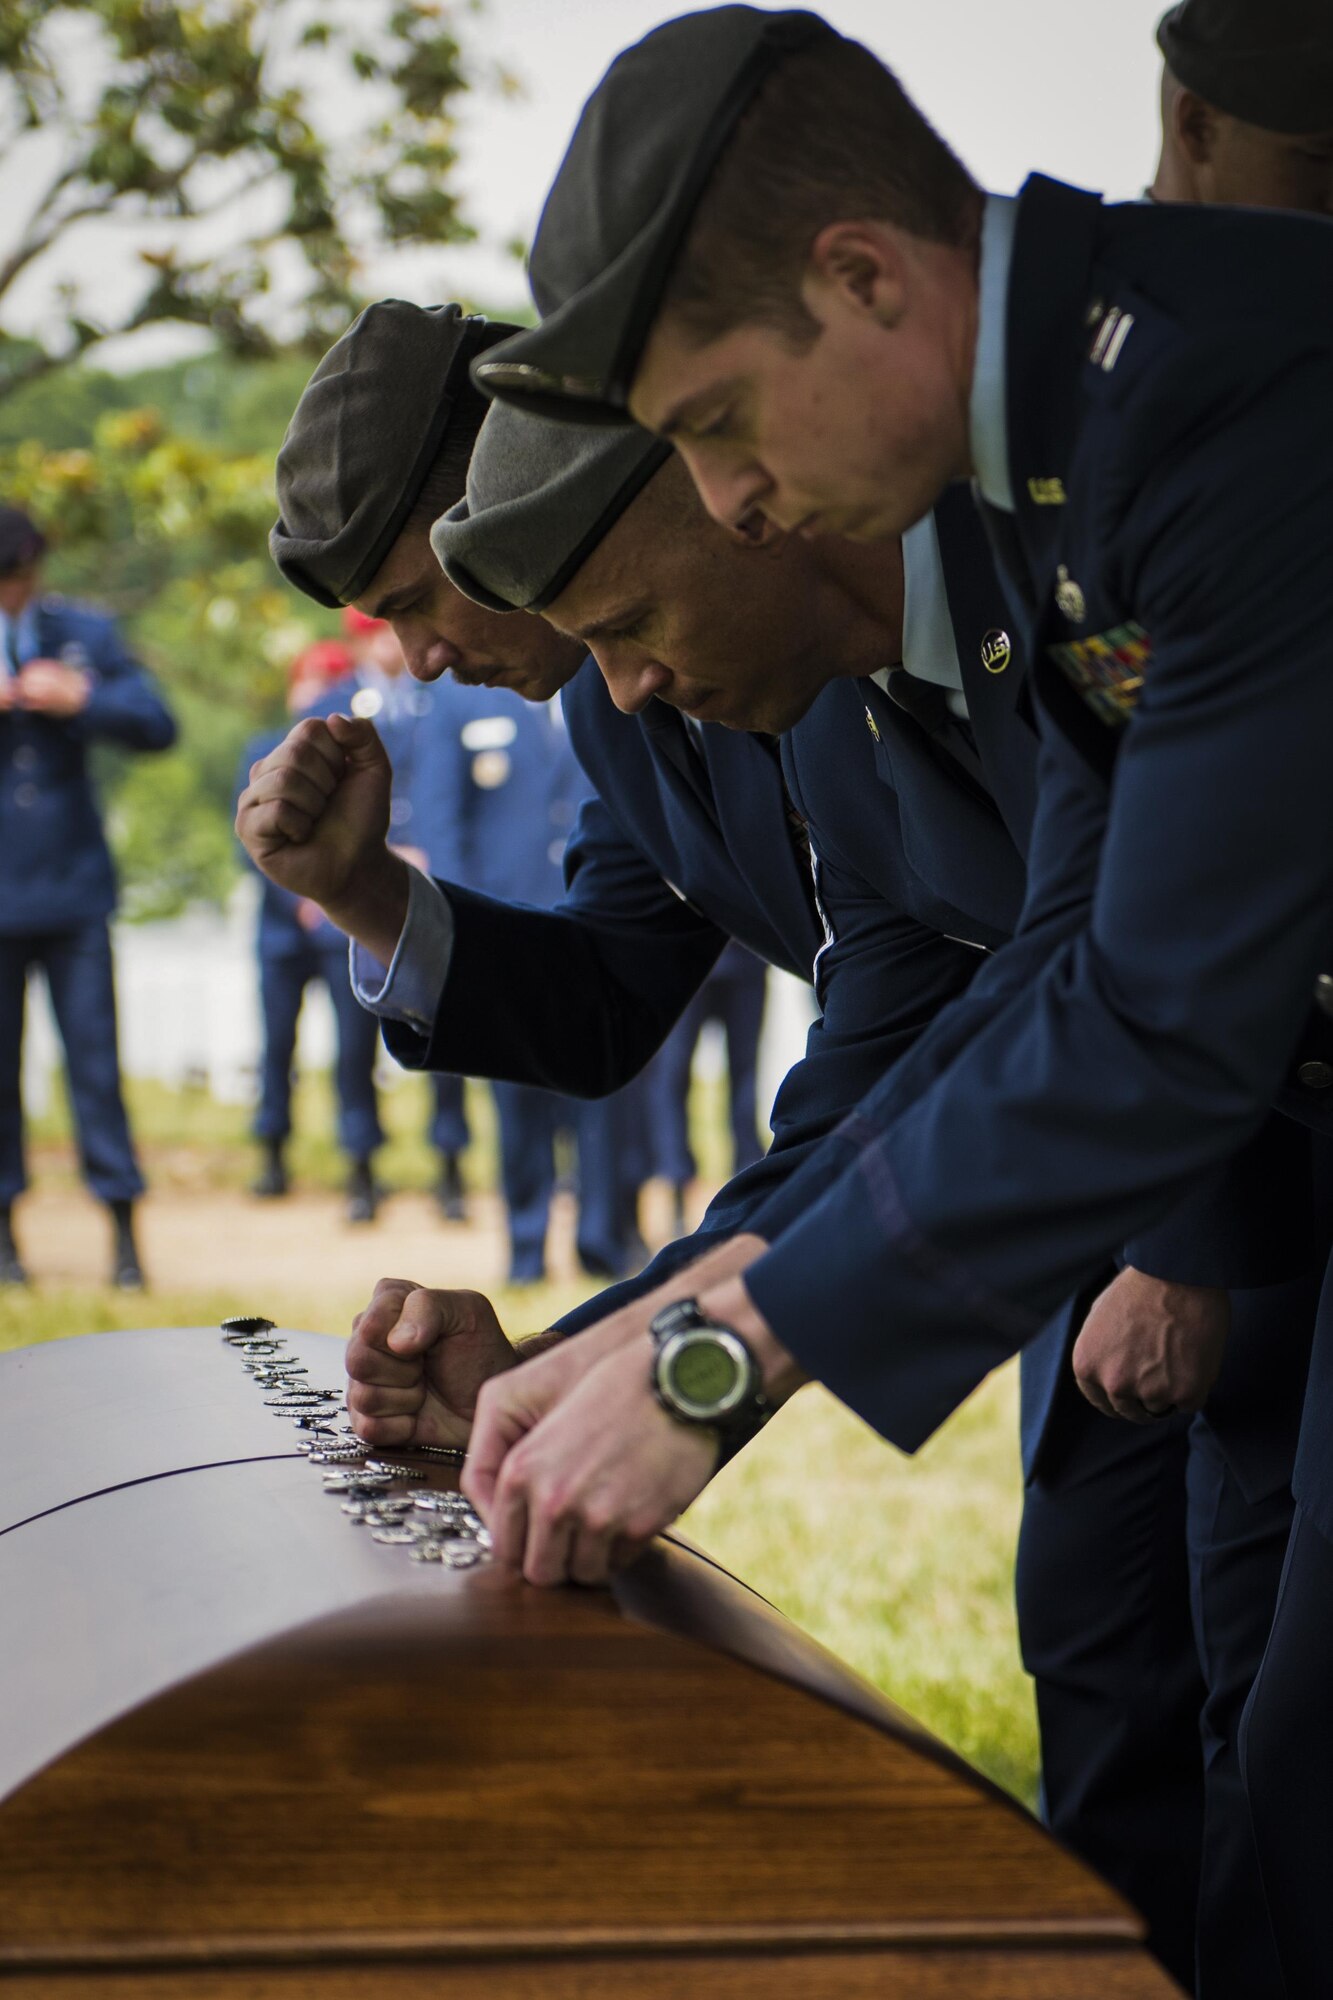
top-left (1020, 1270), bottom-right (1313, 1998)
top-left (1017, 1397), bottom-right (1203, 1991)
top-left (1241, 1503), bottom-right (1333, 2000)
top-left (0, 924), bottom-right (143, 1204)
top-left (573, 1084), bottom-right (648, 1279)
top-left (429, 1072), bottom-right (468, 1158)
top-left (1241, 1198), bottom-right (1333, 2000)
top-left (491, 1079), bottom-right (559, 1282)
top-left (648, 955), bottom-right (767, 1186)
top-left (492, 1079), bottom-right (643, 1285)
top-left (256, 945), bottom-right (382, 1162)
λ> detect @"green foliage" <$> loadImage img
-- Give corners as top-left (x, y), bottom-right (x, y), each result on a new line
top-left (0, 368), bottom-right (334, 915)
top-left (105, 742), bottom-right (243, 919)
top-left (0, 0), bottom-right (482, 397)
top-left (0, 1), bottom-right (510, 915)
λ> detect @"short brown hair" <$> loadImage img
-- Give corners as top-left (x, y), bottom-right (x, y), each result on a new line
top-left (660, 38), bottom-right (980, 348)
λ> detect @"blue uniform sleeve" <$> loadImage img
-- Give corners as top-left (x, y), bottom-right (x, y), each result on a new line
top-left (554, 843), bottom-right (985, 1332)
top-left (74, 612), bottom-right (176, 751)
top-left (742, 354), bottom-right (1333, 1451)
top-left (381, 792), bottom-right (727, 1095)
top-left (1121, 1114), bottom-right (1316, 1289)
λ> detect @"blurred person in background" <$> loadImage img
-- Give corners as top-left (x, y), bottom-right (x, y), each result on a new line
top-left (338, 608), bottom-right (469, 1222)
top-left (410, 674), bottom-right (649, 1285)
top-left (0, 503), bottom-right (176, 1288)
top-left (237, 634), bottom-right (385, 1223)
top-left (648, 938), bottom-right (767, 1232)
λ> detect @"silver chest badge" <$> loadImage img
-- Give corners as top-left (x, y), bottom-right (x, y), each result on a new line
top-left (1055, 566), bottom-right (1087, 624)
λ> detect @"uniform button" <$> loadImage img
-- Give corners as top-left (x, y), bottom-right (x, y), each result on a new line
top-left (13, 746), bottom-right (36, 771)
top-left (13, 782), bottom-right (37, 808)
top-left (1297, 1060), bottom-right (1333, 1090)
top-left (1316, 975), bottom-right (1333, 1019)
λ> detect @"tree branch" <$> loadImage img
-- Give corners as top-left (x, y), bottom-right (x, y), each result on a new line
top-left (0, 189), bottom-right (121, 303)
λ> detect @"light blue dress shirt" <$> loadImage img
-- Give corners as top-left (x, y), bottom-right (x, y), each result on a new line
top-left (968, 193), bottom-right (1018, 515)
top-left (892, 512), bottom-right (969, 720)
top-left (350, 862), bottom-right (453, 1032)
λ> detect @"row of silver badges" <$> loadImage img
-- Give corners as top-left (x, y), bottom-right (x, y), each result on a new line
top-left (219, 1316), bottom-right (492, 1570)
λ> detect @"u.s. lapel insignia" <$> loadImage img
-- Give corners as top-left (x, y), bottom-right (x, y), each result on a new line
top-left (1047, 622), bottom-right (1151, 729)
top-left (980, 629), bottom-right (1011, 675)
top-left (1055, 566), bottom-right (1087, 623)
top-left (1027, 476), bottom-right (1066, 506)
top-left (864, 705), bottom-right (881, 743)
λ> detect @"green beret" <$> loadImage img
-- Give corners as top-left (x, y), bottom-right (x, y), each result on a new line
top-left (1157, 0), bottom-right (1333, 133)
top-left (473, 8), bottom-right (834, 424)
top-left (431, 402), bottom-right (671, 613)
top-left (270, 301), bottom-right (520, 607)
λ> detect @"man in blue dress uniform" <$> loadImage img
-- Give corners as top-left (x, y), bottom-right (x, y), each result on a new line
top-left (250, 302), bottom-right (650, 1281)
top-left (415, 395), bottom-right (1308, 1997)
top-left (0, 504), bottom-right (175, 1288)
top-left (405, 675), bottom-right (647, 1282)
top-left (1143, 5), bottom-right (1333, 1987)
top-left (454, 7), bottom-right (1333, 1986)
top-left (243, 289), bottom-right (1309, 1986)
top-left (339, 607), bottom-right (471, 1223)
top-left (238, 635), bottom-right (385, 1222)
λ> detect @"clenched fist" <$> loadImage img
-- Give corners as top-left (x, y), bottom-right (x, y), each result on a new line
top-left (236, 713), bottom-right (409, 961)
top-left (1072, 1265), bottom-right (1230, 1424)
top-left (345, 1279), bottom-right (551, 1450)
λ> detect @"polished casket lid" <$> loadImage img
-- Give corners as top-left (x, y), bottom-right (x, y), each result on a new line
top-left (0, 1327), bottom-right (1181, 1997)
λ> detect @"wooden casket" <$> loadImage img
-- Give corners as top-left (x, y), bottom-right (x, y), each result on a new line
top-left (0, 1325), bottom-right (1181, 1998)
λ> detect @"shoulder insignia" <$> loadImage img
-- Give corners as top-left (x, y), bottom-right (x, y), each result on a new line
top-left (1047, 622), bottom-right (1151, 729)
top-left (1026, 476), bottom-right (1067, 506)
top-left (1089, 306), bottom-right (1135, 373)
top-left (863, 704), bottom-right (880, 742)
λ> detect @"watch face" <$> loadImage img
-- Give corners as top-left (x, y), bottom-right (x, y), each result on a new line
top-left (670, 1334), bottom-right (741, 1413)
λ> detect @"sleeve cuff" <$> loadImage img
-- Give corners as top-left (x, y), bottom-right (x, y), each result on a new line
top-left (745, 1143), bottom-right (1042, 1454)
top-left (349, 867), bottom-right (454, 1032)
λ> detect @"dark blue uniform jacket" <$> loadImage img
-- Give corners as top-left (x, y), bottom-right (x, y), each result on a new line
top-left (381, 502), bottom-right (1022, 1308)
top-left (0, 598), bottom-right (175, 932)
top-left (737, 176), bottom-right (1333, 1474)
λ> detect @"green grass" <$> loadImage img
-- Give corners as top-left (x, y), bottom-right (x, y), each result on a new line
top-left (27, 1067), bottom-right (501, 1195)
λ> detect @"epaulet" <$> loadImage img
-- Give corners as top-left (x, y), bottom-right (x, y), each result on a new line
top-left (1086, 301), bottom-right (1136, 375)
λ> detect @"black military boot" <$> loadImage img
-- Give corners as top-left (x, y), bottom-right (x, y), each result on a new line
top-left (109, 1198), bottom-right (144, 1290)
top-left (347, 1157), bottom-right (379, 1225)
top-left (0, 1205), bottom-right (28, 1286)
top-left (434, 1151), bottom-right (466, 1223)
top-left (252, 1139), bottom-right (288, 1199)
